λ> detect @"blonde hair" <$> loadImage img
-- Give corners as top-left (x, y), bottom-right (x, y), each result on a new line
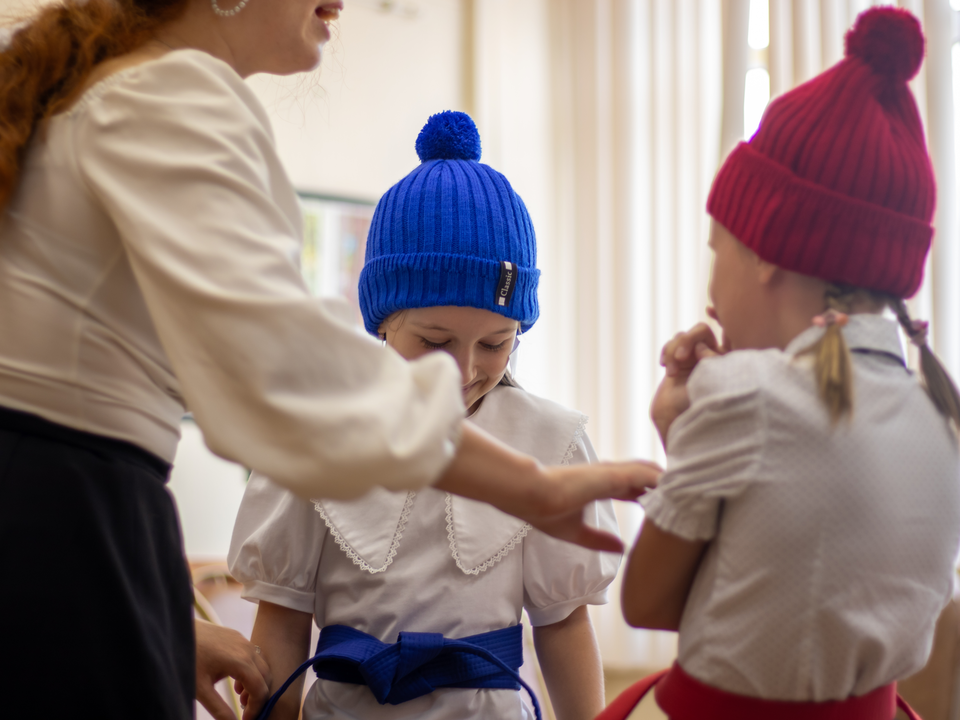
top-left (803, 285), bottom-right (960, 432)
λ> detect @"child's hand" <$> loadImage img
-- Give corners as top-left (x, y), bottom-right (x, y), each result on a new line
top-left (660, 321), bottom-right (724, 377)
top-left (653, 320), bottom-right (726, 449)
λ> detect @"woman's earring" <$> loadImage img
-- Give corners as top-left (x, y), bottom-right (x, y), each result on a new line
top-left (212, 0), bottom-right (248, 17)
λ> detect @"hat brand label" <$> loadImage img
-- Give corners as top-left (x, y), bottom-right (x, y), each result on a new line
top-left (497, 261), bottom-right (517, 307)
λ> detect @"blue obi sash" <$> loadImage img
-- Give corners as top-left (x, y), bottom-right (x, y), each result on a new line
top-left (256, 623), bottom-right (541, 720)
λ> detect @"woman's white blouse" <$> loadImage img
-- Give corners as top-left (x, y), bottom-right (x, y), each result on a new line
top-left (229, 385), bottom-right (621, 719)
top-left (0, 50), bottom-right (463, 498)
top-left (641, 315), bottom-right (960, 701)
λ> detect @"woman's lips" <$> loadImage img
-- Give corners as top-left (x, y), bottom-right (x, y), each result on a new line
top-left (315, 1), bottom-right (342, 20)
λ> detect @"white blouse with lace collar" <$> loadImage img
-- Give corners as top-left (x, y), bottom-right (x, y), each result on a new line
top-left (229, 383), bottom-right (620, 720)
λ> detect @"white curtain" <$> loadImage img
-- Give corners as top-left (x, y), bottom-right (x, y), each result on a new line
top-left (470, 0), bottom-right (722, 669)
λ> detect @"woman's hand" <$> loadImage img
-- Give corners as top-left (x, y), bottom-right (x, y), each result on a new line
top-left (241, 602), bottom-right (313, 720)
top-left (652, 322), bottom-right (724, 449)
top-left (526, 461), bottom-right (662, 552)
top-left (435, 424), bottom-right (661, 553)
top-left (195, 619), bottom-right (271, 720)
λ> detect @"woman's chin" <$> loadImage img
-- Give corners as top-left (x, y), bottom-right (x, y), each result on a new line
top-left (267, 46), bottom-right (324, 76)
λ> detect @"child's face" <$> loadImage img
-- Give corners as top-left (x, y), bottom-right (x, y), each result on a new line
top-left (707, 220), bottom-right (778, 350)
top-left (380, 306), bottom-right (519, 413)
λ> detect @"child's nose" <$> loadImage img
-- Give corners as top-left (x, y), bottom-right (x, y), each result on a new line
top-left (455, 350), bottom-right (478, 386)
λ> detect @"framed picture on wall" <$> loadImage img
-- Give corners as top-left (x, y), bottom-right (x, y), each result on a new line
top-left (298, 192), bottom-right (376, 321)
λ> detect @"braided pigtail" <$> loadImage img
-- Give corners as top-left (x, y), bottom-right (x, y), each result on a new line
top-left (807, 289), bottom-right (855, 423)
top-left (0, 0), bottom-right (188, 212)
top-left (893, 300), bottom-right (960, 433)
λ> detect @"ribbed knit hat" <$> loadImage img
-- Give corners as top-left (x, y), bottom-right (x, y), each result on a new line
top-left (708, 7), bottom-right (935, 298)
top-left (359, 111), bottom-right (540, 336)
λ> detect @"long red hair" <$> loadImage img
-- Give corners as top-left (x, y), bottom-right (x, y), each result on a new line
top-left (0, 0), bottom-right (187, 209)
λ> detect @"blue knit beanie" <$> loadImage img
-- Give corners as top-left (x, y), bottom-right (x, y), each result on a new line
top-left (359, 111), bottom-right (540, 336)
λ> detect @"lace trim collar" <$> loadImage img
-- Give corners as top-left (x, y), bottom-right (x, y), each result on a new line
top-left (444, 494), bottom-right (531, 575)
top-left (316, 385), bottom-right (587, 576)
top-left (313, 492), bottom-right (415, 574)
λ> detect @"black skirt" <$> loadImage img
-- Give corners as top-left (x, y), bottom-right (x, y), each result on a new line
top-left (0, 406), bottom-right (194, 719)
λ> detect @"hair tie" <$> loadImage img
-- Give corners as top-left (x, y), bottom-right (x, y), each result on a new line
top-left (812, 309), bottom-right (849, 328)
top-left (908, 319), bottom-right (930, 347)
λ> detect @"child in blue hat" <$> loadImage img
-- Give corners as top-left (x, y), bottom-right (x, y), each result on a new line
top-left (229, 111), bottom-right (620, 720)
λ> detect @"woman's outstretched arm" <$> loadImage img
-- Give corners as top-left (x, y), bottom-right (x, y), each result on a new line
top-left (435, 423), bottom-right (661, 553)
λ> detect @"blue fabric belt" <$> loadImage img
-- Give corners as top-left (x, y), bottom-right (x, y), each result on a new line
top-left (256, 623), bottom-right (541, 720)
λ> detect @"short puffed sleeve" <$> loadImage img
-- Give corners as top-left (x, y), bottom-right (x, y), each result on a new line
top-left (522, 431), bottom-right (621, 626)
top-left (640, 351), bottom-right (767, 541)
top-left (228, 472), bottom-right (326, 614)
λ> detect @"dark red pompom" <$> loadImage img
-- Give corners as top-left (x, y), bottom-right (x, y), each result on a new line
top-left (845, 6), bottom-right (924, 83)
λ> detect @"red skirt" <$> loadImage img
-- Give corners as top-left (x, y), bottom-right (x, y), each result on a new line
top-left (595, 663), bottom-right (920, 720)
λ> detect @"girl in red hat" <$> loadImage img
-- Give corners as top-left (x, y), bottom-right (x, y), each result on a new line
top-left (608, 7), bottom-right (960, 720)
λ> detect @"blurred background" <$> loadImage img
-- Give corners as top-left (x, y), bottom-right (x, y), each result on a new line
top-left (4, 0), bottom-right (959, 717)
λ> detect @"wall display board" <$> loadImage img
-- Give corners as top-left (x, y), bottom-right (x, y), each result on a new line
top-left (298, 193), bottom-right (376, 322)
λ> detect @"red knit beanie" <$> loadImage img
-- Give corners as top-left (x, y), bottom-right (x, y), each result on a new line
top-left (707, 7), bottom-right (935, 298)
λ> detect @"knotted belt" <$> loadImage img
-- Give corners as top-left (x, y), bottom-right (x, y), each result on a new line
top-left (256, 623), bottom-right (541, 720)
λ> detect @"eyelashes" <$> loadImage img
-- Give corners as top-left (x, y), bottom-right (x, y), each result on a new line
top-left (418, 338), bottom-right (509, 352)
top-left (480, 340), bottom-right (509, 352)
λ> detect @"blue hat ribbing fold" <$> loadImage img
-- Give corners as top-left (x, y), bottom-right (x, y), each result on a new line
top-left (359, 111), bottom-right (540, 336)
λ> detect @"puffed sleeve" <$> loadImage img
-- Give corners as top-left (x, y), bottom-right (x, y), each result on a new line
top-left (72, 51), bottom-right (464, 500)
top-left (640, 351), bottom-right (767, 541)
top-left (228, 472), bottom-right (325, 613)
top-left (522, 431), bottom-right (621, 626)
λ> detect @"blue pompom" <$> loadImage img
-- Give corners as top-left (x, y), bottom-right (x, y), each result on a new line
top-left (415, 111), bottom-right (482, 163)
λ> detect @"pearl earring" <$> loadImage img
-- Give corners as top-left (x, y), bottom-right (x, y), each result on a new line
top-left (212, 0), bottom-right (248, 17)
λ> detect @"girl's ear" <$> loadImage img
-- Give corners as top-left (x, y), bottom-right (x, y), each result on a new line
top-left (757, 258), bottom-right (779, 286)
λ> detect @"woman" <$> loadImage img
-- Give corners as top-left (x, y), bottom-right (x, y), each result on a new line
top-left (0, 1), bottom-right (657, 718)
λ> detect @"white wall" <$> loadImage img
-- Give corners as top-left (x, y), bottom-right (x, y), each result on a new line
top-left (247, 0), bottom-right (469, 201)
top-left (167, 422), bottom-right (248, 559)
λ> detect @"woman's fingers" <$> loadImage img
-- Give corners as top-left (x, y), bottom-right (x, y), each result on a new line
top-left (547, 461), bottom-right (661, 515)
top-left (196, 680), bottom-right (239, 720)
top-left (234, 652), bottom-right (271, 720)
top-left (528, 461), bottom-right (662, 552)
top-left (195, 620), bottom-right (273, 720)
top-left (571, 461), bottom-right (662, 501)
